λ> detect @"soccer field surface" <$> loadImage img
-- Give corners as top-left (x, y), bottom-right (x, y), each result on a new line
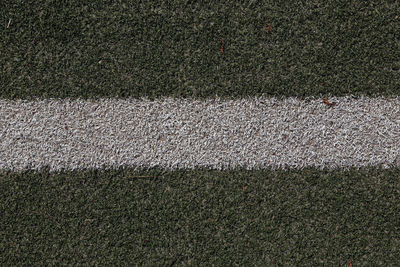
top-left (1, 0), bottom-right (400, 265)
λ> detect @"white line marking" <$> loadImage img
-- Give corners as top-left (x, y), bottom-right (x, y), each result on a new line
top-left (1, 96), bottom-right (399, 172)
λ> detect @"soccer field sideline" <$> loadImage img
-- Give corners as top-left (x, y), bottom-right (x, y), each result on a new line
top-left (2, 95), bottom-right (399, 172)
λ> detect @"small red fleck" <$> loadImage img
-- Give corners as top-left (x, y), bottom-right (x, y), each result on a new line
top-left (267, 24), bottom-right (272, 33)
top-left (220, 39), bottom-right (225, 54)
top-left (348, 259), bottom-right (352, 267)
top-left (322, 98), bottom-right (337, 106)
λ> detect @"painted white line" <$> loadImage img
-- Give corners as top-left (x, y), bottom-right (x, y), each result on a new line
top-left (1, 96), bottom-right (399, 172)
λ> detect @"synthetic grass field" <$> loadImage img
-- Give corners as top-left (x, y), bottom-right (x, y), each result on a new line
top-left (2, 167), bottom-right (400, 265)
top-left (1, 1), bottom-right (400, 266)
top-left (2, 1), bottom-right (399, 100)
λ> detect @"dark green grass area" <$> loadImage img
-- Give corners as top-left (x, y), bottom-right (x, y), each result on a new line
top-left (1, 0), bottom-right (399, 101)
top-left (1, 167), bottom-right (399, 265)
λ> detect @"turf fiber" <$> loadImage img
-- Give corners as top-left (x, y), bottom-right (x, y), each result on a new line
top-left (1, 0), bottom-right (400, 265)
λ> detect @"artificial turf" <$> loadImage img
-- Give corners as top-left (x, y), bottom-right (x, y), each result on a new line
top-left (1, 167), bottom-right (400, 265)
top-left (1, 1), bottom-right (399, 101)
top-left (1, 1), bottom-right (400, 265)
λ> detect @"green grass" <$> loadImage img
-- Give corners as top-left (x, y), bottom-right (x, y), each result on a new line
top-left (1, 0), bottom-right (399, 101)
top-left (1, 1), bottom-right (400, 265)
top-left (1, 167), bottom-right (400, 265)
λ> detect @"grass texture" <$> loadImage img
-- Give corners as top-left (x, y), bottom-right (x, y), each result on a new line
top-left (1, 0), bottom-right (399, 101)
top-left (1, 1), bottom-right (400, 265)
top-left (1, 167), bottom-right (400, 265)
